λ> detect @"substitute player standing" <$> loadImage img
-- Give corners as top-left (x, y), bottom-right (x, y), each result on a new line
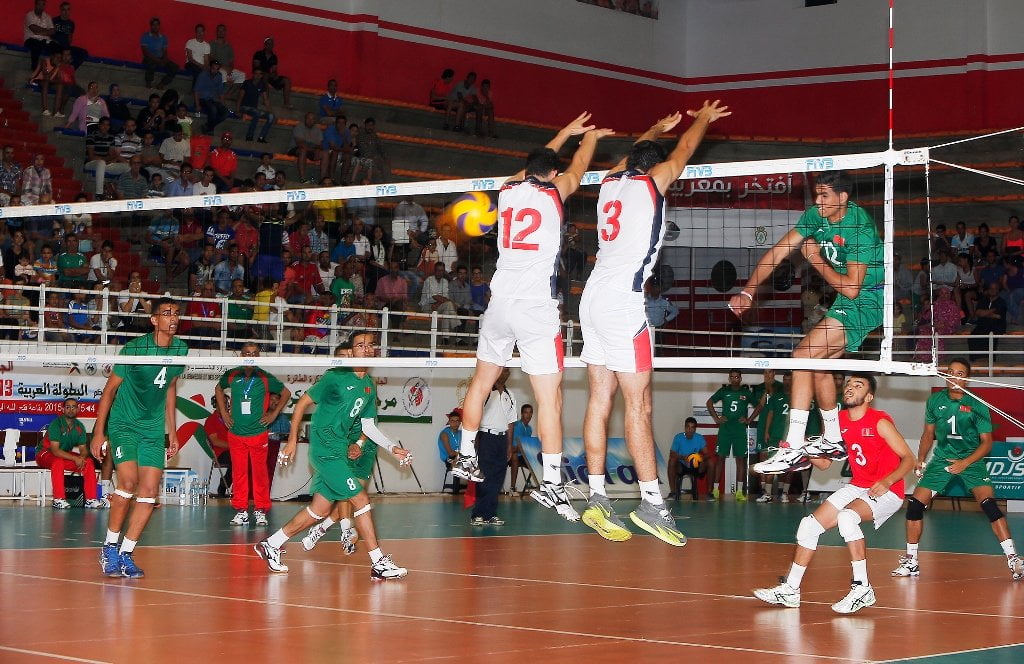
top-left (731, 171), bottom-right (884, 475)
top-left (92, 297), bottom-right (188, 578)
top-left (892, 358), bottom-right (1024, 580)
top-left (578, 100), bottom-right (730, 545)
top-left (451, 112), bottom-right (612, 524)
top-left (753, 373), bottom-right (915, 614)
top-left (705, 369), bottom-right (752, 502)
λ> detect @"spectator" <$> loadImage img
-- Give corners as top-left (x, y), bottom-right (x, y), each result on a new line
top-left (913, 257), bottom-right (931, 300)
top-left (644, 280), bottom-right (678, 327)
top-left (1005, 215), bottom-right (1023, 257)
top-left (210, 24), bottom-right (245, 96)
top-left (437, 408), bottom-right (463, 495)
top-left (469, 265), bottom-right (490, 313)
top-left (21, 154), bottom-right (52, 206)
top-left (3, 277), bottom-right (35, 339)
top-left (436, 224), bottom-right (459, 272)
top-left (913, 286), bottom-right (961, 360)
top-left (448, 264), bottom-right (473, 332)
top-left (420, 261), bottom-right (457, 340)
top-left (309, 216), bottom-right (330, 254)
top-left (0, 146), bottom-right (22, 207)
top-left (24, 0), bottom-right (56, 71)
top-left (65, 80), bottom-right (108, 133)
top-left (973, 222), bottom-right (1000, 260)
top-left (236, 69), bottom-right (275, 143)
top-left (969, 281), bottom-right (1007, 360)
top-left (930, 223), bottom-right (951, 257)
top-left (893, 252), bottom-right (913, 303)
top-left (88, 240), bottom-right (116, 283)
top-left (114, 156), bottom-right (147, 201)
top-left (354, 117), bottom-right (390, 181)
top-left (974, 247), bottom-right (1004, 291)
top-left (136, 94), bottom-right (165, 137)
top-left (445, 71), bottom-right (476, 131)
top-left (329, 262), bottom-right (355, 307)
top-left (349, 218), bottom-right (371, 258)
top-left (562, 223), bottom-right (585, 279)
top-left (52, 48), bottom-right (81, 117)
top-left (470, 367), bottom-right (516, 526)
top-left (50, 2), bottom-right (86, 67)
top-left (375, 260), bottom-right (409, 321)
top-left (331, 230), bottom-right (356, 264)
top-left (114, 117), bottom-right (143, 164)
top-left (183, 23), bottom-right (210, 85)
top-left (205, 210), bottom-right (236, 256)
top-left (65, 288), bottom-right (95, 342)
top-left (476, 78), bottom-right (496, 138)
top-left (251, 37), bottom-right (292, 108)
top-left (255, 152), bottom-right (276, 181)
top-left (194, 60), bottom-right (228, 135)
top-left (251, 276), bottom-right (281, 338)
top-left (115, 271), bottom-right (151, 334)
top-left (321, 116), bottom-right (351, 181)
top-left (4, 230), bottom-right (34, 279)
top-left (158, 124), bottom-right (190, 181)
top-left (1001, 257), bottom-right (1024, 325)
top-left (429, 68), bottom-right (455, 110)
top-left (140, 16), bottom-right (178, 90)
top-left (56, 233), bottom-right (88, 288)
top-left (365, 225), bottom-right (391, 292)
top-left (213, 246), bottom-right (245, 293)
top-left (290, 112), bottom-right (323, 183)
top-left (208, 132), bottom-right (238, 191)
top-left (951, 221), bottom-right (974, 256)
top-left (188, 245), bottom-right (217, 294)
top-left (288, 220), bottom-right (312, 255)
top-left (955, 253), bottom-right (978, 321)
top-left (233, 214), bottom-right (259, 266)
top-left (292, 245), bottom-right (325, 300)
top-left (84, 117), bottom-right (125, 199)
top-left (63, 192), bottom-right (94, 252)
top-left (104, 84), bottom-right (131, 131)
top-left (667, 417), bottom-right (707, 500)
top-left (319, 78), bottom-right (345, 119)
top-left (347, 176), bottom-right (378, 224)
top-left (224, 278), bottom-right (252, 340)
top-left (36, 398), bottom-right (103, 510)
top-left (163, 162), bottom-right (192, 197)
top-left (931, 249), bottom-right (957, 289)
top-left (30, 51), bottom-right (61, 116)
top-left (316, 250), bottom-right (336, 291)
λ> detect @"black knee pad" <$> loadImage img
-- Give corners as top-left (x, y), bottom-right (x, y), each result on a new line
top-left (906, 497), bottom-right (927, 521)
top-left (980, 497), bottom-right (1004, 523)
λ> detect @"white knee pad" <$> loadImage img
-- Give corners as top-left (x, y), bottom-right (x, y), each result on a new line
top-left (353, 504), bottom-right (371, 517)
top-left (136, 497), bottom-right (156, 505)
top-left (837, 508), bottom-right (865, 542)
top-left (113, 489), bottom-right (134, 500)
top-left (796, 515), bottom-right (826, 550)
top-left (306, 506), bottom-right (326, 520)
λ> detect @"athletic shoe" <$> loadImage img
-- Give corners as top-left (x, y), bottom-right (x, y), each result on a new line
top-left (486, 516), bottom-right (505, 525)
top-left (803, 435), bottom-right (848, 461)
top-left (831, 582), bottom-right (876, 614)
top-left (756, 494), bottom-right (773, 503)
top-left (98, 497), bottom-right (111, 508)
top-left (302, 521), bottom-right (330, 551)
top-left (530, 481), bottom-right (580, 522)
top-left (54, 112), bottom-right (65, 118)
top-left (253, 510), bottom-right (269, 526)
top-left (753, 446), bottom-right (812, 475)
top-left (780, 493), bottom-right (791, 503)
top-left (451, 454), bottom-right (484, 482)
top-left (254, 539), bottom-right (289, 572)
top-left (100, 544), bottom-right (120, 576)
top-left (470, 516), bottom-right (486, 526)
top-left (341, 527), bottom-right (358, 555)
top-left (370, 554), bottom-right (408, 580)
top-left (753, 578), bottom-right (801, 608)
top-left (84, 499), bottom-right (105, 509)
top-left (581, 493), bottom-right (632, 542)
top-left (52, 498), bottom-right (71, 509)
top-left (1008, 554), bottom-right (1023, 581)
top-left (42, 110), bottom-right (51, 116)
top-left (229, 510), bottom-right (249, 526)
top-left (118, 552), bottom-right (145, 579)
top-left (799, 492), bottom-right (811, 503)
top-left (629, 500), bottom-right (686, 547)
top-left (735, 490), bottom-right (747, 502)
top-left (891, 555), bottom-right (920, 577)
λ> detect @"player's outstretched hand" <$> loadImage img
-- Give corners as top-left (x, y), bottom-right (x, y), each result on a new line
top-left (728, 290), bottom-right (754, 318)
top-left (563, 112), bottom-right (596, 136)
top-left (393, 447), bottom-right (413, 466)
top-left (652, 112), bottom-right (683, 134)
top-left (584, 127), bottom-right (615, 142)
top-left (687, 99), bottom-right (731, 124)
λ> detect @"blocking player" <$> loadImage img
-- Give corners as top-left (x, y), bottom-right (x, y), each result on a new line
top-left (451, 112), bottom-right (612, 523)
top-left (254, 331), bottom-right (413, 580)
top-left (578, 100), bottom-right (730, 546)
top-left (731, 171), bottom-right (884, 475)
top-left (753, 373), bottom-right (915, 614)
top-left (92, 297), bottom-right (189, 578)
top-left (892, 358), bottom-right (1024, 580)
top-left (704, 369), bottom-right (752, 502)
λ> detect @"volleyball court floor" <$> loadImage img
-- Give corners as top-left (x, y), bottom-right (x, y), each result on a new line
top-left (2, 496), bottom-right (1023, 663)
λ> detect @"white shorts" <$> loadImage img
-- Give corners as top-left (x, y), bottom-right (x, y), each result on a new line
top-left (579, 286), bottom-right (652, 373)
top-left (476, 297), bottom-right (563, 375)
top-left (220, 68), bottom-right (246, 84)
top-left (826, 483), bottom-right (904, 529)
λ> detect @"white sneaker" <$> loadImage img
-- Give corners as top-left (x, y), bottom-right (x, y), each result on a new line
top-left (799, 492), bottom-right (811, 503)
top-left (229, 510), bottom-right (249, 526)
top-left (341, 527), bottom-right (358, 555)
top-left (530, 481), bottom-right (580, 522)
top-left (253, 510), bottom-right (269, 526)
top-left (54, 111), bottom-right (65, 118)
top-left (780, 493), bottom-right (791, 503)
top-left (302, 521), bottom-right (330, 551)
top-left (891, 555), bottom-right (920, 577)
top-left (831, 582), bottom-right (876, 614)
top-left (753, 579), bottom-right (800, 608)
top-left (753, 445), bottom-right (811, 475)
top-left (84, 499), bottom-right (106, 509)
top-left (52, 498), bottom-right (71, 509)
top-left (1008, 554), bottom-right (1023, 581)
top-left (803, 435), bottom-right (848, 461)
top-left (756, 494), bottom-right (773, 503)
top-left (42, 110), bottom-right (52, 116)
top-left (451, 454), bottom-right (484, 482)
top-left (370, 554), bottom-right (407, 580)
top-left (254, 539), bottom-right (288, 572)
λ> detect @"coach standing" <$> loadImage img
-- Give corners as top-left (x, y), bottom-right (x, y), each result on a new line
top-left (471, 368), bottom-right (517, 526)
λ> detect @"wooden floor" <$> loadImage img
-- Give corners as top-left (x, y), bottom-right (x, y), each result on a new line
top-left (2, 497), bottom-right (1023, 663)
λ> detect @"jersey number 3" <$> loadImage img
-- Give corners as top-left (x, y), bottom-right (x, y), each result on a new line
top-left (600, 200), bottom-right (621, 242)
top-left (500, 207), bottom-right (540, 251)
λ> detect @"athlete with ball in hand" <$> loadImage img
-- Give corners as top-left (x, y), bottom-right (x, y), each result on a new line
top-left (451, 112), bottom-right (612, 524)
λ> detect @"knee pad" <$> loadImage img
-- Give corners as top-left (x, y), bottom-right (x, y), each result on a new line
top-left (306, 506), bottom-right (326, 520)
top-left (796, 515), bottom-right (826, 550)
top-left (135, 497), bottom-right (156, 505)
top-left (906, 496), bottom-right (927, 521)
top-left (837, 508), bottom-right (864, 543)
top-left (113, 489), bottom-right (134, 500)
top-left (981, 497), bottom-right (1004, 523)
top-left (353, 504), bottom-right (371, 517)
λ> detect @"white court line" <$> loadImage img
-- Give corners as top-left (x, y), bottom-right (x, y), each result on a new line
top-left (0, 645), bottom-right (111, 663)
top-left (878, 641), bottom-right (1024, 663)
top-left (0, 570), bottom-right (858, 662)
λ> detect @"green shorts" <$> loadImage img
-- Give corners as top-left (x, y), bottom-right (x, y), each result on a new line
top-left (109, 431), bottom-right (165, 469)
top-left (826, 287), bottom-right (883, 352)
top-left (716, 424), bottom-right (748, 457)
top-left (310, 451), bottom-right (363, 502)
top-left (918, 458), bottom-right (992, 494)
top-left (347, 442), bottom-right (378, 481)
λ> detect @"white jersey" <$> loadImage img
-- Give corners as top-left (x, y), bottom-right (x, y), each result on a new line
top-left (589, 169), bottom-right (665, 293)
top-left (489, 177), bottom-right (563, 301)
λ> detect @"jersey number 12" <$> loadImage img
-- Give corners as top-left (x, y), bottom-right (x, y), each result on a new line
top-left (500, 207), bottom-right (540, 251)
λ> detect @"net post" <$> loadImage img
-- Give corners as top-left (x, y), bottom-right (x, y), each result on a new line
top-left (99, 285), bottom-right (110, 346)
top-left (429, 310), bottom-right (439, 357)
top-left (565, 320), bottom-right (575, 358)
top-left (329, 305), bottom-right (340, 351)
top-left (275, 311), bottom-right (284, 355)
top-left (219, 298), bottom-right (229, 352)
top-left (880, 158), bottom-right (896, 366)
top-left (36, 283), bottom-right (47, 342)
top-left (380, 308), bottom-right (391, 354)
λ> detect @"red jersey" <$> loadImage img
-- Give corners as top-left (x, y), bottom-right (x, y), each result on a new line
top-left (840, 407), bottom-right (904, 497)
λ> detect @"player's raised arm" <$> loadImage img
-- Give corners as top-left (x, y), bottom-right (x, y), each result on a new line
top-left (89, 374), bottom-right (124, 459)
top-left (507, 111), bottom-right (595, 182)
top-left (648, 100), bottom-right (730, 194)
top-left (607, 112), bottom-right (682, 174)
top-left (729, 228), bottom-right (806, 317)
top-left (801, 239), bottom-right (869, 300)
top-left (553, 127), bottom-right (615, 201)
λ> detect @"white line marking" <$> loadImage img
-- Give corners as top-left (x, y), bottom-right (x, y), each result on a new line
top-left (0, 645), bottom-right (111, 663)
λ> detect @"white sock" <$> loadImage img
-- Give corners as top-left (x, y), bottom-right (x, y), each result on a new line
top-left (542, 453), bottom-right (562, 484)
top-left (460, 429), bottom-right (477, 457)
top-left (339, 518), bottom-right (352, 531)
top-left (368, 547), bottom-right (383, 564)
top-left (781, 483), bottom-right (790, 496)
top-left (786, 562), bottom-right (806, 589)
top-left (852, 559), bottom-right (869, 585)
top-left (906, 542), bottom-right (919, 559)
top-left (821, 406), bottom-right (842, 442)
top-left (588, 474), bottom-right (607, 497)
top-left (785, 409), bottom-right (810, 447)
top-left (1000, 539), bottom-right (1017, 557)
top-left (267, 529), bottom-right (289, 548)
top-left (639, 479), bottom-right (664, 506)
top-left (105, 530), bottom-right (120, 545)
top-left (320, 516), bottom-right (336, 531)
top-left (119, 538), bottom-right (137, 554)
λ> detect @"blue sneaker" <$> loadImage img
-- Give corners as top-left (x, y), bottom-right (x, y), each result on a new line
top-left (100, 544), bottom-right (119, 577)
top-left (118, 552), bottom-right (145, 578)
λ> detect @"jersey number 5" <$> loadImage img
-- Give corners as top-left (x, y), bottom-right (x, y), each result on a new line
top-left (600, 200), bottom-right (621, 242)
top-left (500, 207), bottom-right (540, 251)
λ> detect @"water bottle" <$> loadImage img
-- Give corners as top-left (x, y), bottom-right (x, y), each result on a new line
top-left (178, 476), bottom-right (187, 505)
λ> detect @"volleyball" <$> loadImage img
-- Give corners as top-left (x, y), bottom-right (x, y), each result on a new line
top-left (448, 192), bottom-right (497, 236)
top-left (686, 452), bottom-right (704, 469)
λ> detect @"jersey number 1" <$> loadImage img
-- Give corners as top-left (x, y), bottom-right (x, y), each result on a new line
top-left (500, 207), bottom-right (540, 251)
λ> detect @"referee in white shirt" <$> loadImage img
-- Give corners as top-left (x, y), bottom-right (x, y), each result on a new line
top-left (471, 367), bottom-right (518, 526)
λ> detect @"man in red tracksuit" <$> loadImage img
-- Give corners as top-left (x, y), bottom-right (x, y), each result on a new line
top-left (36, 397), bottom-right (105, 509)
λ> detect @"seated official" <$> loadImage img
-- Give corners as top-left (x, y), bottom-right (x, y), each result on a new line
top-left (667, 417), bottom-right (708, 500)
top-left (36, 398), bottom-right (104, 509)
top-left (437, 408), bottom-right (462, 495)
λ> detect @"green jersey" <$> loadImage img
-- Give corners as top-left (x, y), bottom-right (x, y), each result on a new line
top-left (40, 415), bottom-right (87, 453)
top-left (330, 277), bottom-right (355, 307)
top-left (925, 389), bottom-right (993, 460)
top-left (794, 202), bottom-right (884, 290)
top-left (766, 390), bottom-right (790, 443)
top-left (217, 367), bottom-right (285, 436)
top-left (227, 296), bottom-right (253, 322)
top-left (57, 252), bottom-right (87, 286)
top-left (108, 333), bottom-right (188, 437)
top-left (710, 385), bottom-right (751, 426)
top-left (306, 368), bottom-right (377, 456)
top-left (751, 380), bottom-right (783, 440)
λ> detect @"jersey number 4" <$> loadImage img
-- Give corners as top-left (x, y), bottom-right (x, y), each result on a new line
top-left (153, 367), bottom-right (168, 388)
top-left (500, 207), bottom-right (541, 251)
top-left (599, 200), bottom-right (621, 242)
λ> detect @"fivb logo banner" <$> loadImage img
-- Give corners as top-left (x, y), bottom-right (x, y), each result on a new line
top-left (518, 435), bottom-right (667, 498)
